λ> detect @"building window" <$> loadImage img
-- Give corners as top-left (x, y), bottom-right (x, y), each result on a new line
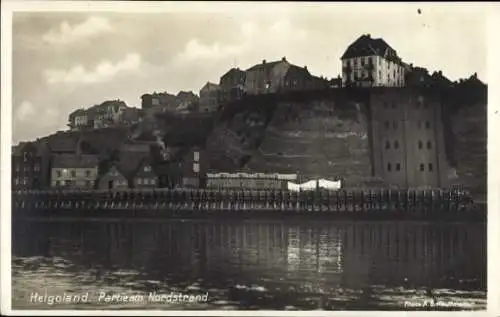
top-left (137, 178), bottom-right (142, 185)
top-left (428, 163), bottom-right (433, 172)
top-left (418, 141), bottom-right (423, 149)
top-left (34, 164), bottom-right (40, 172)
top-left (15, 178), bottom-right (19, 185)
top-left (144, 165), bottom-right (151, 172)
top-left (384, 121), bottom-right (390, 129)
top-left (71, 170), bottom-right (76, 177)
top-left (425, 121), bottom-right (431, 129)
top-left (56, 180), bottom-right (60, 187)
top-left (86, 180), bottom-right (91, 188)
top-left (194, 151), bottom-right (200, 162)
top-left (396, 163), bottom-right (401, 171)
top-left (393, 121), bottom-right (398, 129)
top-left (16, 164), bottom-right (20, 172)
top-left (193, 163), bottom-right (200, 173)
top-left (420, 163), bottom-right (425, 171)
top-left (151, 179), bottom-right (156, 185)
top-left (85, 170), bottom-right (91, 177)
top-left (394, 140), bottom-right (399, 149)
top-left (387, 163), bottom-right (392, 171)
top-left (427, 141), bottom-right (432, 149)
top-left (57, 170), bottom-right (62, 178)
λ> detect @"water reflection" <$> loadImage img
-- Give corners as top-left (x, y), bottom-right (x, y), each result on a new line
top-left (12, 218), bottom-right (486, 310)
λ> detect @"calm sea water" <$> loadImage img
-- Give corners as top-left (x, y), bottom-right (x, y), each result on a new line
top-left (11, 213), bottom-right (486, 310)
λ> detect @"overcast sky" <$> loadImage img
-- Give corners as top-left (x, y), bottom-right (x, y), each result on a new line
top-left (9, 2), bottom-right (490, 144)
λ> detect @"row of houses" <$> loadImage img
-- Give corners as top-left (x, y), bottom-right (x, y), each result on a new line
top-left (67, 34), bottom-right (461, 133)
top-left (139, 57), bottom-right (343, 115)
top-left (68, 99), bottom-right (143, 131)
top-left (11, 135), bottom-right (207, 191)
top-left (196, 57), bottom-right (343, 112)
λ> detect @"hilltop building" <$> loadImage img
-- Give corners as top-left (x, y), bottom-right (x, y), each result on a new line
top-left (67, 100), bottom-right (129, 131)
top-left (244, 57), bottom-right (330, 95)
top-left (219, 68), bottom-right (246, 105)
top-left (199, 82), bottom-right (220, 112)
top-left (341, 34), bottom-right (406, 88)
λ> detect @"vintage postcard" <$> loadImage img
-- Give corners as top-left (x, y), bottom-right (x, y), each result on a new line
top-left (1, 1), bottom-right (499, 316)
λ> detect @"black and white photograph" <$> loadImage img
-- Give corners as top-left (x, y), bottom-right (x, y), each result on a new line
top-left (1, 1), bottom-right (499, 315)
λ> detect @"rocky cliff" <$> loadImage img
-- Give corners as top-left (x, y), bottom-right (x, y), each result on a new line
top-left (447, 102), bottom-right (487, 199)
top-left (204, 91), bottom-right (379, 187)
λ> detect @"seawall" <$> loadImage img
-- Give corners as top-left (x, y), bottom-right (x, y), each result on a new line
top-left (12, 187), bottom-right (482, 221)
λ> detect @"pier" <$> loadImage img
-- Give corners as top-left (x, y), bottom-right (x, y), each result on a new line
top-left (11, 187), bottom-right (483, 221)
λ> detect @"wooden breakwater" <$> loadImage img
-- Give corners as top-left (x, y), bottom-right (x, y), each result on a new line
top-left (11, 187), bottom-right (484, 221)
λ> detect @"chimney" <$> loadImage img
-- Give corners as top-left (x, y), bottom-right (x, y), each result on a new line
top-left (262, 59), bottom-right (266, 64)
top-left (367, 33), bottom-right (371, 38)
top-left (282, 56), bottom-right (286, 62)
top-left (304, 65), bottom-right (307, 70)
top-left (439, 71), bottom-right (442, 75)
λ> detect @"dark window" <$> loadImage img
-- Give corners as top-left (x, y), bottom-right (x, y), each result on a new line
top-left (384, 121), bottom-right (390, 129)
top-left (428, 163), bottom-right (433, 172)
top-left (56, 171), bottom-right (62, 178)
top-left (387, 163), bottom-right (392, 171)
top-left (385, 141), bottom-right (391, 149)
top-left (85, 170), bottom-right (90, 177)
top-left (420, 163), bottom-right (425, 171)
top-left (396, 163), bottom-right (401, 171)
top-left (427, 141), bottom-right (432, 149)
top-left (394, 140), bottom-right (399, 149)
top-left (425, 121), bottom-right (430, 129)
top-left (71, 170), bottom-right (76, 177)
top-left (418, 141), bottom-right (423, 149)
top-left (393, 121), bottom-right (398, 129)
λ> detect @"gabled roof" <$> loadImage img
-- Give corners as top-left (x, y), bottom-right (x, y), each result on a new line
top-left (246, 57), bottom-right (288, 72)
top-left (220, 68), bottom-right (246, 81)
top-left (177, 91), bottom-right (198, 100)
top-left (341, 34), bottom-right (402, 63)
top-left (68, 108), bottom-right (86, 118)
top-left (52, 154), bottom-right (99, 169)
top-left (201, 82), bottom-right (220, 92)
top-left (103, 164), bottom-right (127, 179)
top-left (284, 65), bottom-right (312, 80)
top-left (115, 144), bottom-right (152, 179)
top-left (115, 152), bottom-right (154, 180)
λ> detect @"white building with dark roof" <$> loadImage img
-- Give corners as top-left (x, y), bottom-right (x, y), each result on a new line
top-left (341, 34), bottom-right (406, 87)
top-left (50, 154), bottom-right (99, 188)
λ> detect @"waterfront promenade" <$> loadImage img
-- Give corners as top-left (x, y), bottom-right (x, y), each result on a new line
top-left (12, 187), bottom-right (482, 221)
